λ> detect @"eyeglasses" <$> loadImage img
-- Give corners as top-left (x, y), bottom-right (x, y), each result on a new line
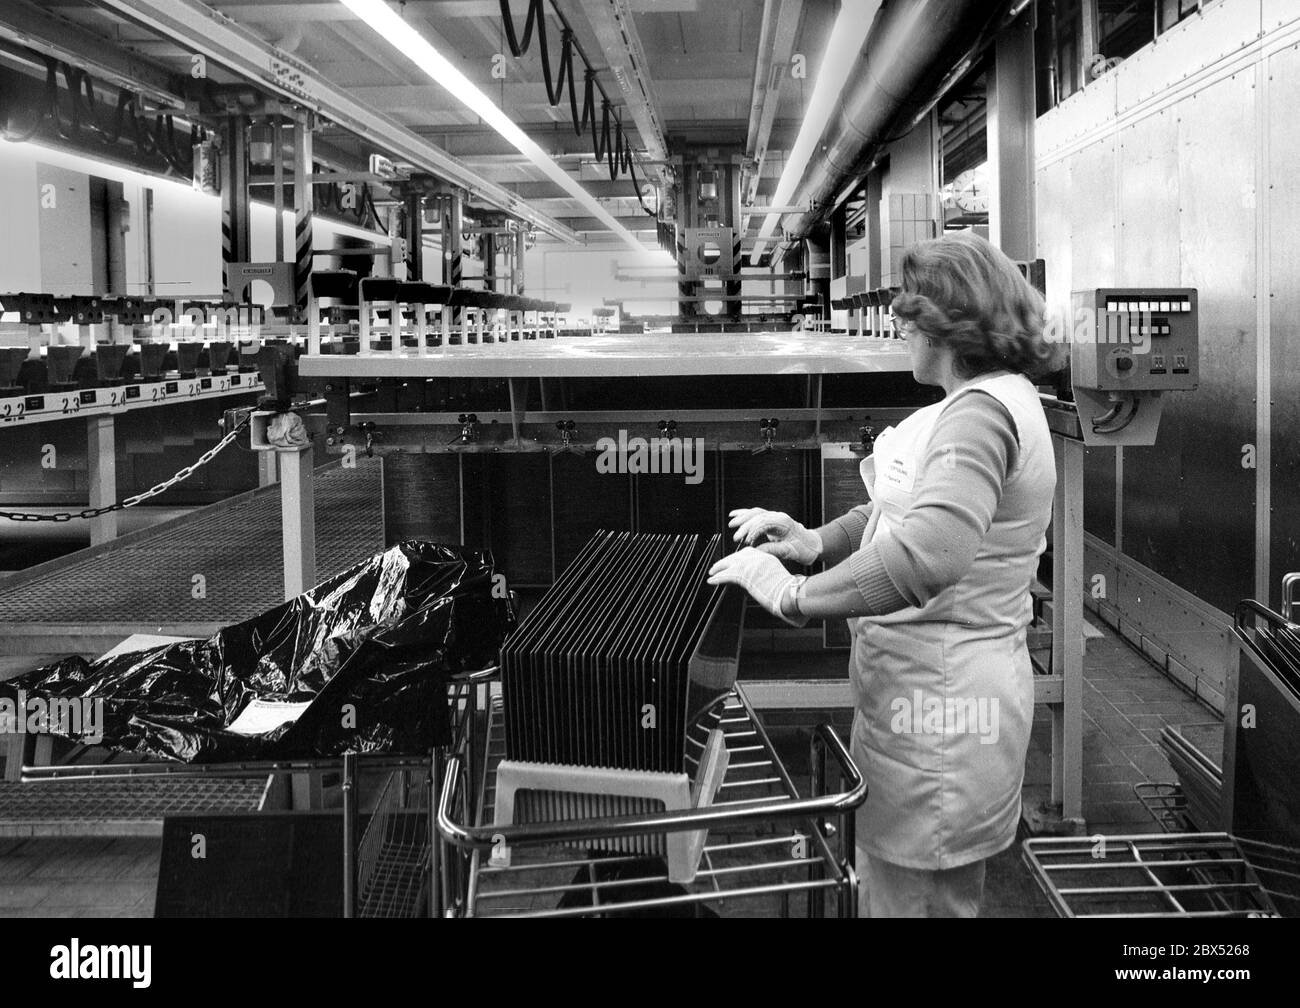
top-left (888, 314), bottom-right (916, 339)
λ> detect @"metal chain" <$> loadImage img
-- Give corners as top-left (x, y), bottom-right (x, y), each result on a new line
top-left (0, 415), bottom-right (251, 523)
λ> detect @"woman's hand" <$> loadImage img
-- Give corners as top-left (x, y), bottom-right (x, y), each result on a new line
top-left (707, 548), bottom-right (807, 627)
top-left (728, 508), bottom-right (822, 565)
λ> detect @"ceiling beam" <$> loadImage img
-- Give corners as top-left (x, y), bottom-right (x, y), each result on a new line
top-left (184, 0), bottom-right (704, 19)
top-left (362, 119), bottom-right (805, 157)
top-left (90, 0), bottom-right (584, 243)
top-left (575, 0), bottom-right (669, 176)
top-left (339, 79), bottom-right (749, 109)
top-left (560, 215), bottom-right (658, 232)
top-left (743, 0), bottom-right (801, 205)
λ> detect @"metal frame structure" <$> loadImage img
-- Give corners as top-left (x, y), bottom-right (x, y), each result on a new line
top-left (1023, 832), bottom-right (1279, 917)
top-left (434, 680), bottom-right (865, 918)
top-left (89, 0), bottom-right (582, 245)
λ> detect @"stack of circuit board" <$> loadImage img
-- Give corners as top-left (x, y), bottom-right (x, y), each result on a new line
top-left (501, 530), bottom-right (744, 776)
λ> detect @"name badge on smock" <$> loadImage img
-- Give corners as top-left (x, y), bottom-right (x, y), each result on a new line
top-left (880, 455), bottom-right (916, 493)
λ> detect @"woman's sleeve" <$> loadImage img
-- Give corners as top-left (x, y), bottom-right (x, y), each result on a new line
top-left (846, 392), bottom-right (1020, 613)
top-left (812, 503), bottom-right (874, 565)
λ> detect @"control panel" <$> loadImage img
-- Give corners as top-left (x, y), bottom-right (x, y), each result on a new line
top-left (1070, 288), bottom-right (1199, 393)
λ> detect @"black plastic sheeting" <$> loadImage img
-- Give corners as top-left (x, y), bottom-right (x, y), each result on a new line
top-left (1, 541), bottom-right (513, 762)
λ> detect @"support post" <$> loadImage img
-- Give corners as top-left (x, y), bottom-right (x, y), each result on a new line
top-left (445, 190), bottom-right (465, 334)
top-left (513, 226), bottom-right (527, 294)
top-left (405, 188), bottom-right (424, 282)
top-left (278, 444), bottom-right (315, 600)
top-left (988, 9), bottom-right (1037, 260)
top-left (272, 118), bottom-right (286, 263)
top-left (483, 232), bottom-right (496, 294)
top-left (1050, 434), bottom-right (1084, 824)
top-left (258, 449), bottom-right (278, 487)
top-left (221, 114), bottom-right (250, 298)
top-left (292, 112), bottom-right (315, 324)
top-left (86, 415), bottom-right (117, 545)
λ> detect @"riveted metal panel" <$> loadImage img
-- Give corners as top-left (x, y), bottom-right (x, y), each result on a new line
top-left (1036, 74), bottom-right (1117, 161)
top-left (1268, 42), bottom-right (1300, 610)
top-left (1114, 556), bottom-right (1235, 705)
top-left (1122, 71), bottom-right (1257, 613)
top-left (1262, 0), bottom-right (1300, 31)
top-left (1035, 159), bottom-right (1073, 334)
top-left (1116, 110), bottom-right (1180, 285)
top-left (1067, 138), bottom-right (1118, 293)
top-left (1113, 0), bottom-right (1262, 116)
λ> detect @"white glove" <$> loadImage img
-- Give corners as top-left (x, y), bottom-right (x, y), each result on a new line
top-left (728, 508), bottom-right (822, 565)
top-left (707, 547), bottom-right (808, 627)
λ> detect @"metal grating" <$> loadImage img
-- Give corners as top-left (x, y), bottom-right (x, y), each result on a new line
top-left (0, 460), bottom-right (385, 627)
top-left (0, 778), bottom-right (269, 836)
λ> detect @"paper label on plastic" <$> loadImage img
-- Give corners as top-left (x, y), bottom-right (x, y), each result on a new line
top-left (228, 698), bottom-right (312, 736)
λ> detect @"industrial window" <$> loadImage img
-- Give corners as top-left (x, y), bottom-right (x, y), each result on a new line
top-left (1157, 0), bottom-right (1200, 32)
top-left (1035, 0), bottom-right (1216, 112)
top-left (1035, 0), bottom-right (1084, 110)
top-left (1097, 0), bottom-right (1156, 62)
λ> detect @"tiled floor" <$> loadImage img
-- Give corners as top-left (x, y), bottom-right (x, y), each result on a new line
top-left (0, 838), bottom-right (159, 918)
top-left (0, 611), bottom-right (1220, 918)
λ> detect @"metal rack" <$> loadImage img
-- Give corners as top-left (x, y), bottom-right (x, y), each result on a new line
top-left (434, 681), bottom-right (866, 918)
top-left (1027, 586), bottom-right (1300, 919)
top-left (1022, 833), bottom-right (1280, 918)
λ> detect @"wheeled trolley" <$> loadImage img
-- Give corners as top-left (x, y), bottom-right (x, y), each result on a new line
top-left (434, 680), bottom-right (867, 918)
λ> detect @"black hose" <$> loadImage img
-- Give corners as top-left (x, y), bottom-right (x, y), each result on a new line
top-left (1, 50), bottom-right (201, 180)
top-left (498, 0), bottom-right (655, 216)
top-left (0, 59), bottom-right (51, 143)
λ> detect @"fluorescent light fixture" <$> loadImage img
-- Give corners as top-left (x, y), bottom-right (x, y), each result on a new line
top-left (340, 0), bottom-right (645, 254)
top-left (749, 0), bottom-right (880, 264)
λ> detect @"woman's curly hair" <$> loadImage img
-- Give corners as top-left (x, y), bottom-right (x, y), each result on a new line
top-left (890, 232), bottom-right (1061, 380)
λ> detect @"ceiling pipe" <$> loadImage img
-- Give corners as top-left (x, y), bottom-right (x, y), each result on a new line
top-left (780, 0), bottom-right (1019, 241)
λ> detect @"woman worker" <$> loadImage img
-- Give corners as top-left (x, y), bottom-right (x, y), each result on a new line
top-left (708, 232), bottom-right (1058, 918)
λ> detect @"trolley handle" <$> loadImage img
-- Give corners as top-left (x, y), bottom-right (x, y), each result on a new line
top-left (449, 663), bottom-right (500, 684)
top-left (1234, 597), bottom-right (1299, 638)
top-left (435, 723), bottom-right (865, 851)
top-left (1235, 598), bottom-right (1277, 634)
